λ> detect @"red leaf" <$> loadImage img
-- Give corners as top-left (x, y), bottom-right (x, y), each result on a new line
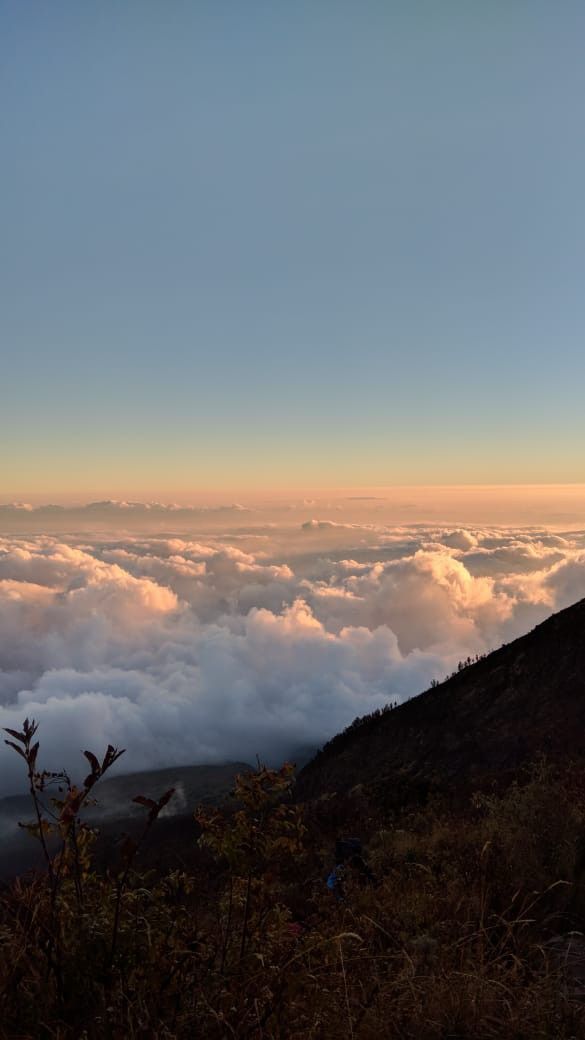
top-left (133, 796), bottom-right (157, 811)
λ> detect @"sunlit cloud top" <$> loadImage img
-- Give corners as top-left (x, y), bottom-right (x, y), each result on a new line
top-left (2, 517), bottom-right (585, 793)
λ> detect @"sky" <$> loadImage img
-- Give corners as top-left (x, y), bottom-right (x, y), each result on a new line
top-left (2, 1), bottom-right (585, 499)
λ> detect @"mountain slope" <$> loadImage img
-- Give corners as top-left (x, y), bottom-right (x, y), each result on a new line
top-left (297, 597), bottom-right (585, 803)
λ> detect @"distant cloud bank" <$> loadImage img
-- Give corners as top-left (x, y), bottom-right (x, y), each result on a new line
top-left (1, 517), bottom-right (585, 791)
top-left (0, 500), bottom-right (251, 516)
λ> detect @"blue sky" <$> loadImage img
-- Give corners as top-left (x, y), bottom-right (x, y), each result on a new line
top-left (2, 1), bottom-right (584, 497)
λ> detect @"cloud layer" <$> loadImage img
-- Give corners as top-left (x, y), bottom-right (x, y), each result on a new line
top-left (1, 521), bottom-right (585, 791)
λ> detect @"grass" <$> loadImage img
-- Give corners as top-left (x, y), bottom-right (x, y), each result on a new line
top-left (1, 724), bottom-right (585, 1038)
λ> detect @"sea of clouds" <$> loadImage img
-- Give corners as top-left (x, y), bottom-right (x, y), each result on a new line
top-left (1, 508), bottom-right (585, 792)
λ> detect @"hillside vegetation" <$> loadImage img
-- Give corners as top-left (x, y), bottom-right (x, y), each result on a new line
top-left (297, 597), bottom-right (585, 805)
top-left (3, 599), bottom-right (585, 1037)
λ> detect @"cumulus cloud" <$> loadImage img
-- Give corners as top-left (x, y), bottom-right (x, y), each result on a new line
top-left (302, 518), bottom-right (379, 532)
top-left (0, 502), bottom-right (36, 513)
top-left (440, 528), bottom-right (479, 550)
top-left (1, 523), bottom-right (585, 792)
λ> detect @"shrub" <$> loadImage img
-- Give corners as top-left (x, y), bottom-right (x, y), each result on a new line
top-left (2, 721), bottom-right (585, 1038)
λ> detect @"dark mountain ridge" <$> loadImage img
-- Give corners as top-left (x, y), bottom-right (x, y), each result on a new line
top-left (297, 596), bottom-right (585, 804)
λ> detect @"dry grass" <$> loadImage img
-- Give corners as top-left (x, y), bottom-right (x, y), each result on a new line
top-left (2, 729), bottom-right (585, 1038)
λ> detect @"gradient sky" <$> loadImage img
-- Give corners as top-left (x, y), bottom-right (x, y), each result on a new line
top-left (2, 2), bottom-right (585, 499)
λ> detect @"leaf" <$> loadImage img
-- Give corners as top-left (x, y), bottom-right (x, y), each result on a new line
top-left (3, 727), bottom-right (26, 743)
top-left (133, 796), bottom-right (158, 811)
top-left (157, 788), bottom-right (176, 810)
top-left (83, 750), bottom-right (100, 775)
top-left (102, 745), bottom-right (126, 773)
top-left (22, 718), bottom-right (38, 740)
top-left (4, 740), bottom-right (26, 760)
top-left (18, 819), bottom-right (53, 837)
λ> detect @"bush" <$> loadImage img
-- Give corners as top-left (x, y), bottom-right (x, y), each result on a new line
top-left (2, 720), bottom-right (585, 1038)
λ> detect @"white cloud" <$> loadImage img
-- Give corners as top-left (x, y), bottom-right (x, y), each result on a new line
top-left (1, 524), bottom-right (585, 792)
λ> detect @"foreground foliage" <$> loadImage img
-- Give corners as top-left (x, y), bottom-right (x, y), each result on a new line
top-left (2, 722), bottom-right (585, 1038)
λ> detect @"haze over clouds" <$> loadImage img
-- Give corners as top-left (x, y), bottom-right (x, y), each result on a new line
top-left (2, 506), bottom-right (585, 792)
